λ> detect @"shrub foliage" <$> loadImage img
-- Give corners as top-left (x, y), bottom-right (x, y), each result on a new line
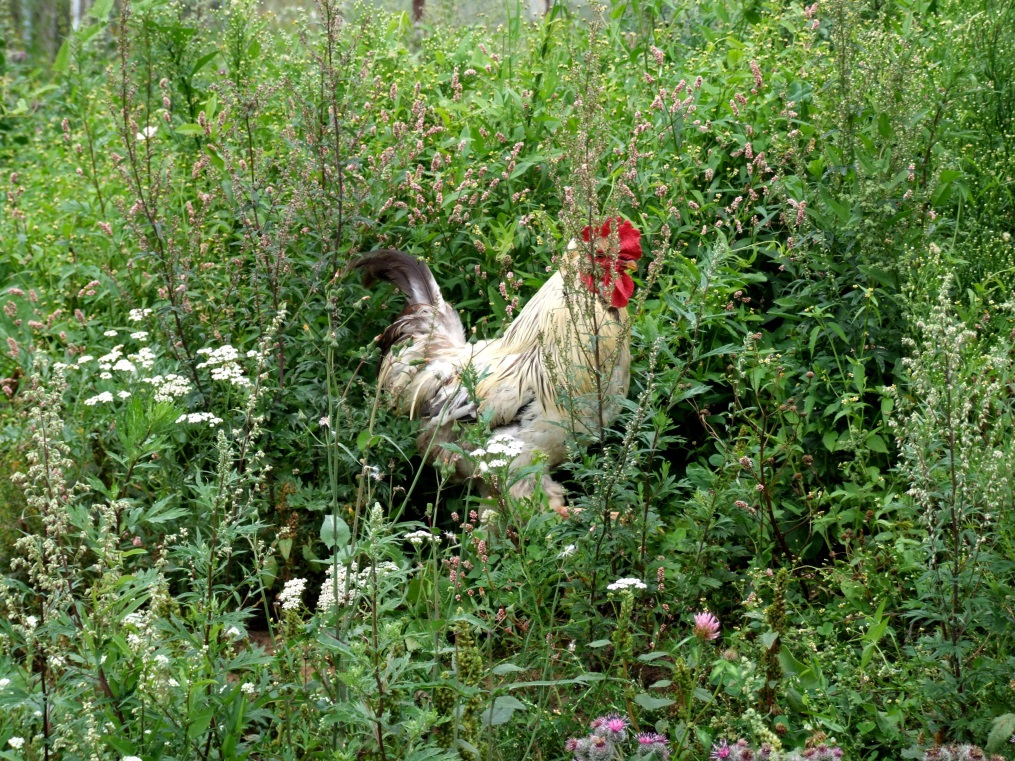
top-left (0, 0), bottom-right (1014, 758)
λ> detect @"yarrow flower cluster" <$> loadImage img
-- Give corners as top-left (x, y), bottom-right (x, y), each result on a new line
top-left (317, 560), bottom-right (400, 611)
top-left (84, 391), bottom-right (114, 406)
top-left (607, 577), bottom-right (647, 592)
top-left (128, 307), bottom-right (153, 321)
top-left (196, 345), bottom-right (250, 387)
top-left (142, 373), bottom-right (193, 402)
top-left (278, 577), bottom-right (307, 611)
top-left (567, 715), bottom-right (669, 761)
top-left (405, 529), bottom-right (439, 546)
top-left (470, 433), bottom-right (526, 473)
top-left (177, 412), bottom-right (223, 427)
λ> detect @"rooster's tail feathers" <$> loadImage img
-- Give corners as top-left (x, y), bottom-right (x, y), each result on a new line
top-left (353, 249), bottom-right (443, 307)
top-left (353, 249), bottom-right (467, 355)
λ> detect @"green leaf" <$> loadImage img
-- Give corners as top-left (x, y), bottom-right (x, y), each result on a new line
top-left (176, 124), bottom-right (204, 136)
top-left (320, 515), bottom-right (350, 549)
top-left (278, 537), bottom-right (292, 561)
top-left (53, 39), bottom-right (71, 74)
top-left (587, 639), bottom-right (611, 648)
top-left (866, 433), bottom-right (888, 454)
top-left (986, 713), bottom-right (1015, 752)
top-left (482, 695), bottom-right (527, 726)
top-left (491, 663), bottom-right (524, 675)
top-left (356, 429), bottom-right (375, 452)
top-left (192, 51), bottom-right (219, 75)
top-left (822, 429), bottom-right (839, 452)
top-left (634, 692), bottom-right (676, 710)
top-left (187, 707), bottom-right (214, 739)
top-left (88, 0), bottom-right (114, 19)
top-left (760, 630), bottom-right (780, 651)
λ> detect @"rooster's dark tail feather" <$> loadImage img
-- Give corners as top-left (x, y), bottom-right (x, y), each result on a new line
top-left (353, 249), bottom-right (466, 356)
top-left (353, 249), bottom-right (442, 307)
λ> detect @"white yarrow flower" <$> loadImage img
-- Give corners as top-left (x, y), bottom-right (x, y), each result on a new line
top-left (128, 308), bottom-right (153, 322)
top-left (606, 577), bottom-right (647, 592)
top-left (278, 578), bottom-right (307, 611)
top-left (104, 329), bottom-right (118, 337)
top-left (241, 682), bottom-right (256, 695)
top-left (84, 391), bottom-right (114, 406)
top-left (405, 529), bottom-right (437, 546)
top-left (113, 358), bottom-right (136, 373)
top-left (8, 737), bottom-right (25, 749)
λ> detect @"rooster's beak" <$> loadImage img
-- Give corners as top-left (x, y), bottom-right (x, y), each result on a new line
top-left (620, 259), bottom-right (638, 273)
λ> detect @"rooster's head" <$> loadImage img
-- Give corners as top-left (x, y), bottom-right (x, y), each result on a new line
top-left (576, 217), bottom-right (643, 309)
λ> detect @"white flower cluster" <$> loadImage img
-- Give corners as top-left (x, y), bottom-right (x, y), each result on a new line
top-left (130, 346), bottom-right (156, 370)
top-left (471, 433), bottom-right (526, 473)
top-left (128, 307), bottom-right (153, 322)
top-left (278, 577), bottom-right (307, 611)
top-left (0, 677), bottom-right (10, 690)
top-left (177, 412), bottom-right (223, 427)
top-left (405, 529), bottom-right (439, 546)
top-left (142, 373), bottom-right (193, 402)
top-left (606, 577), bottom-right (647, 592)
top-left (96, 345), bottom-right (140, 376)
top-left (84, 391), bottom-right (114, 406)
top-left (197, 345), bottom-right (250, 387)
top-left (317, 561), bottom-right (399, 611)
top-left (131, 331), bottom-right (149, 341)
top-left (486, 433), bottom-right (525, 457)
top-left (8, 737), bottom-right (25, 749)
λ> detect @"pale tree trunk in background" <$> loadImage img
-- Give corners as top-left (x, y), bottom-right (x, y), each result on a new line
top-left (20, 0), bottom-right (31, 46)
top-left (9, 0), bottom-right (90, 61)
top-left (528, 0), bottom-right (550, 17)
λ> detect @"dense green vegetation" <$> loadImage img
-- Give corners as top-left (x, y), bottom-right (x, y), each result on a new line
top-left (1, 0), bottom-right (1015, 758)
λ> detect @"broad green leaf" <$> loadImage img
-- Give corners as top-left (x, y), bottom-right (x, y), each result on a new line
top-left (986, 714), bottom-right (1015, 752)
top-left (634, 693), bottom-right (675, 710)
top-left (482, 695), bottom-right (526, 726)
top-left (320, 515), bottom-right (350, 549)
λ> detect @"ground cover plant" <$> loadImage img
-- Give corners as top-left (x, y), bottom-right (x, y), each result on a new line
top-left (1, 0), bottom-right (1015, 758)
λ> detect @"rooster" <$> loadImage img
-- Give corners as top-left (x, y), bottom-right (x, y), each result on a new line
top-left (354, 218), bottom-right (642, 513)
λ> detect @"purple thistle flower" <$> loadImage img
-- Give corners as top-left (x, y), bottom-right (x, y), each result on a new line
top-left (711, 740), bottom-right (733, 760)
top-left (599, 713), bottom-right (628, 742)
top-left (588, 735), bottom-right (614, 761)
top-left (693, 611), bottom-right (721, 642)
top-left (638, 733), bottom-right (669, 747)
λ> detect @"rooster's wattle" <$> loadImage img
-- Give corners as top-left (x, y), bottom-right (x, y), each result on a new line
top-left (354, 218), bottom-right (642, 512)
